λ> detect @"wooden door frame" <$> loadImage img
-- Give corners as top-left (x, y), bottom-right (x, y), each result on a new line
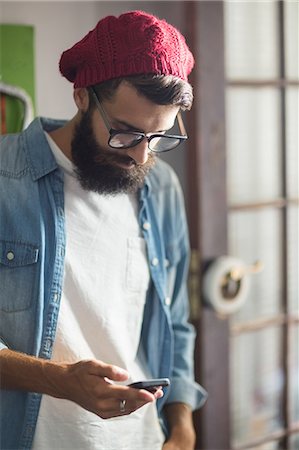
top-left (184, 2), bottom-right (230, 448)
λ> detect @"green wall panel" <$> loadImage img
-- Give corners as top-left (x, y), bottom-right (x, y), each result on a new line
top-left (0, 24), bottom-right (35, 133)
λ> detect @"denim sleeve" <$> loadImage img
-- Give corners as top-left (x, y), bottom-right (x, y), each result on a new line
top-left (165, 180), bottom-right (207, 410)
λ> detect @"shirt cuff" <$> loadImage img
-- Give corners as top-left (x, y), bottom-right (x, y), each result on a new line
top-left (165, 377), bottom-right (208, 411)
top-left (0, 340), bottom-right (9, 351)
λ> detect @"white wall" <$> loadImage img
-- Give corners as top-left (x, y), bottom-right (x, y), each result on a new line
top-left (0, 1), bottom-right (188, 189)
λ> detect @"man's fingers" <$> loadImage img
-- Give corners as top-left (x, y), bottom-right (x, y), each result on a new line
top-left (106, 384), bottom-right (156, 402)
top-left (83, 359), bottom-right (129, 381)
top-left (96, 397), bottom-right (154, 419)
top-left (80, 360), bottom-right (156, 402)
top-left (154, 388), bottom-right (164, 399)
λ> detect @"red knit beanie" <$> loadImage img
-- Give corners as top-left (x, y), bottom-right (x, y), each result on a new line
top-left (59, 10), bottom-right (194, 87)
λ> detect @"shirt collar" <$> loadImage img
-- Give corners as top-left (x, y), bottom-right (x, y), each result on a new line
top-left (23, 117), bottom-right (66, 181)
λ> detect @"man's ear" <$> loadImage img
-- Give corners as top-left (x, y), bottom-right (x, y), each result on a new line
top-left (73, 88), bottom-right (90, 112)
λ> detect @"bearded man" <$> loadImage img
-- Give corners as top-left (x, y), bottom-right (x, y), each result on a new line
top-left (0, 11), bottom-right (207, 450)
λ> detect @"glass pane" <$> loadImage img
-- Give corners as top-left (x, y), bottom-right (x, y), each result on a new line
top-left (290, 325), bottom-right (299, 423)
top-left (284, 0), bottom-right (299, 80)
top-left (226, 88), bottom-right (281, 204)
top-left (228, 209), bottom-right (283, 323)
top-left (253, 442), bottom-right (285, 450)
top-left (286, 88), bottom-right (299, 198)
top-left (288, 206), bottom-right (299, 314)
top-left (231, 326), bottom-right (284, 446)
top-left (290, 434), bottom-right (299, 450)
top-left (224, 0), bottom-right (279, 79)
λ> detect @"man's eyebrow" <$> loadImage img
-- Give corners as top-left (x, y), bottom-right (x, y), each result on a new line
top-left (113, 117), bottom-right (174, 134)
top-left (113, 118), bottom-right (143, 132)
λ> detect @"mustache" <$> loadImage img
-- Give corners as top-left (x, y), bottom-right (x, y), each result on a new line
top-left (94, 149), bottom-right (137, 166)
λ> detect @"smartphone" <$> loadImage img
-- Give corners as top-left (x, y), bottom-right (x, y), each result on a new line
top-left (129, 378), bottom-right (170, 393)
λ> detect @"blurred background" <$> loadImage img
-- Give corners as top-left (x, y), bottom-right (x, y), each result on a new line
top-left (0, 1), bottom-right (298, 449)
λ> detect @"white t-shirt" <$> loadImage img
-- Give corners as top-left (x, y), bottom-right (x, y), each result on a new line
top-left (32, 133), bottom-right (165, 450)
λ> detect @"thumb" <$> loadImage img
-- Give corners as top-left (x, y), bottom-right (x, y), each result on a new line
top-left (87, 360), bottom-right (129, 382)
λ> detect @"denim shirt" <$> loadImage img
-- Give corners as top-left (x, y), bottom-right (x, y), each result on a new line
top-left (0, 118), bottom-right (207, 449)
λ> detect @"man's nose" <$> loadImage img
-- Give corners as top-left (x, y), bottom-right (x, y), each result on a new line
top-left (127, 139), bottom-right (150, 166)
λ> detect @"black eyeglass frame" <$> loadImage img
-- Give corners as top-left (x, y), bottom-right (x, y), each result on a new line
top-left (90, 87), bottom-right (188, 153)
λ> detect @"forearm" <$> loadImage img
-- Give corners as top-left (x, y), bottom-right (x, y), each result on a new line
top-left (0, 349), bottom-right (160, 420)
top-left (0, 348), bottom-right (67, 398)
top-left (163, 402), bottom-right (196, 449)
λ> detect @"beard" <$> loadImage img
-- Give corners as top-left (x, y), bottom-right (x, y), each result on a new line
top-left (71, 109), bottom-right (156, 195)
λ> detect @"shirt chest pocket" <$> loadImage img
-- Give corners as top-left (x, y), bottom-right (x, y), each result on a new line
top-left (0, 240), bottom-right (39, 312)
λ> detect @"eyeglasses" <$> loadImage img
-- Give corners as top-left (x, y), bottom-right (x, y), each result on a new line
top-left (90, 88), bottom-right (188, 153)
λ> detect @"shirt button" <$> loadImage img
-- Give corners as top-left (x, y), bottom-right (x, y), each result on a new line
top-left (53, 293), bottom-right (59, 302)
top-left (164, 259), bottom-right (170, 268)
top-left (151, 257), bottom-right (159, 266)
top-left (165, 297), bottom-right (171, 306)
top-left (45, 340), bottom-right (51, 351)
top-left (6, 251), bottom-right (15, 261)
top-left (143, 222), bottom-right (151, 231)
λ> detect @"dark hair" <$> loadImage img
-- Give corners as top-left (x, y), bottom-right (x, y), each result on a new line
top-left (89, 74), bottom-right (193, 110)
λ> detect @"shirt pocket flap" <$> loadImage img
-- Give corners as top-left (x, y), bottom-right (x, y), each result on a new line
top-left (0, 240), bottom-right (39, 268)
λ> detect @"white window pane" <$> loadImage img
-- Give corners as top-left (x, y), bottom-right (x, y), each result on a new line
top-left (288, 206), bottom-right (299, 314)
top-left (290, 326), bottom-right (299, 424)
top-left (228, 209), bottom-right (283, 323)
top-left (290, 434), bottom-right (299, 450)
top-left (286, 88), bottom-right (299, 198)
top-left (285, 0), bottom-right (299, 80)
top-left (231, 326), bottom-right (284, 446)
top-left (224, 0), bottom-right (279, 79)
top-left (226, 88), bottom-right (281, 204)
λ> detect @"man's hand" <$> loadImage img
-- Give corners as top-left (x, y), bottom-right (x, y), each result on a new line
top-left (162, 402), bottom-right (196, 450)
top-left (55, 358), bottom-right (163, 419)
top-left (0, 349), bottom-right (163, 419)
